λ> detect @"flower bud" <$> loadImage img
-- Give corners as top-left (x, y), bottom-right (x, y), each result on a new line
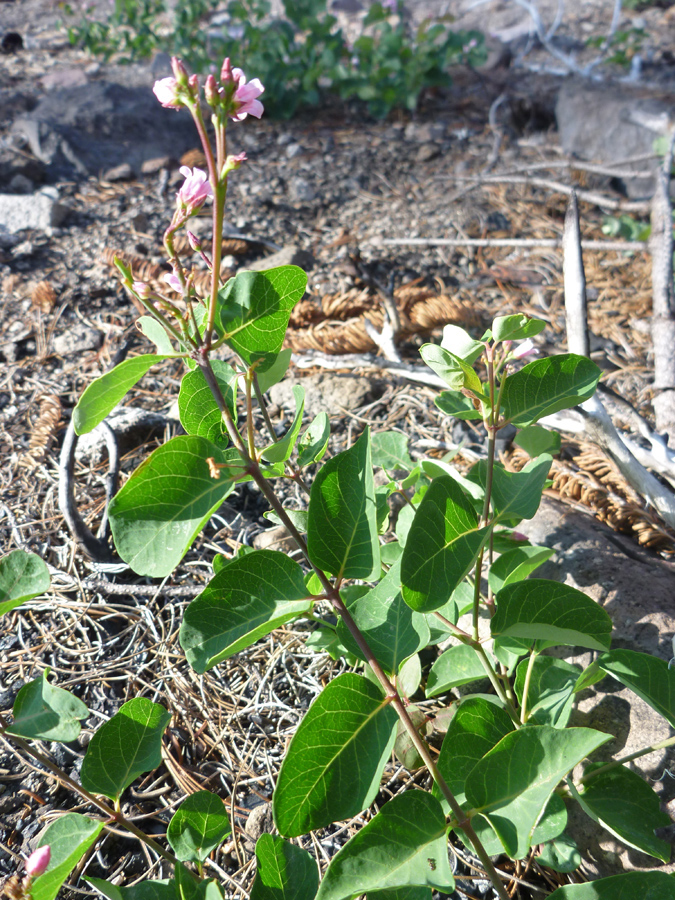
top-left (220, 151), bottom-right (247, 179)
top-left (186, 231), bottom-right (201, 252)
top-left (511, 339), bottom-right (536, 360)
top-left (132, 281), bottom-right (151, 300)
top-left (153, 77), bottom-right (182, 109)
top-left (25, 847), bottom-right (51, 878)
top-left (204, 73), bottom-right (222, 107)
top-left (220, 57), bottom-right (234, 85)
top-left (171, 56), bottom-right (190, 87)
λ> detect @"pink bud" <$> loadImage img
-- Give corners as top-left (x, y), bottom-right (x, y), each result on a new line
top-left (221, 151), bottom-right (247, 178)
top-left (204, 74), bottom-right (222, 106)
top-left (186, 231), bottom-right (201, 252)
top-left (25, 846), bottom-right (51, 877)
top-left (171, 56), bottom-right (189, 87)
top-left (153, 77), bottom-right (182, 109)
top-left (221, 57), bottom-right (234, 85)
top-left (510, 531), bottom-right (529, 542)
top-left (176, 166), bottom-right (213, 213)
top-left (132, 281), bottom-right (152, 300)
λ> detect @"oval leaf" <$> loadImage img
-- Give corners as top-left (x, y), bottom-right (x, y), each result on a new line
top-left (73, 355), bottom-right (170, 435)
top-left (273, 673), bottom-right (398, 837)
top-left (250, 834), bottom-right (319, 900)
top-left (7, 669), bottom-right (88, 742)
top-left (108, 435), bottom-right (238, 577)
top-left (548, 872), bottom-right (675, 899)
top-left (465, 725), bottom-right (611, 859)
top-left (420, 343), bottom-right (483, 394)
top-left (80, 698), bottom-right (171, 801)
top-left (401, 476), bottom-right (491, 612)
top-left (261, 385), bottom-right (305, 463)
top-left (488, 545), bottom-right (554, 594)
top-left (426, 644), bottom-right (488, 698)
top-left (500, 354), bottom-right (601, 428)
top-left (0, 550), bottom-right (50, 617)
top-left (371, 432), bottom-right (414, 473)
top-left (491, 579), bottom-right (612, 653)
top-left (297, 413), bottom-right (330, 467)
top-left (576, 765), bottom-right (671, 861)
top-left (307, 428), bottom-right (379, 581)
top-left (167, 791), bottom-right (231, 863)
top-left (315, 792), bottom-right (454, 900)
top-left (596, 648), bottom-right (675, 728)
top-left (514, 656), bottom-right (580, 728)
top-left (180, 550), bottom-right (313, 673)
top-left (178, 360), bottom-right (237, 446)
top-left (31, 814), bottom-right (103, 900)
top-left (87, 877), bottom-right (176, 900)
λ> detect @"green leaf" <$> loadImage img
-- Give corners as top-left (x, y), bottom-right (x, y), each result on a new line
top-left (420, 459), bottom-right (484, 506)
top-left (88, 878), bottom-right (176, 900)
top-left (367, 890), bottom-right (430, 900)
top-left (488, 455), bottom-right (551, 521)
top-left (167, 791), bottom-right (231, 863)
top-left (264, 509), bottom-right (309, 533)
top-left (261, 385), bottom-right (305, 463)
top-left (307, 429), bottom-right (379, 581)
top-left (491, 314), bottom-right (546, 343)
top-left (434, 390), bottom-right (482, 421)
top-left (548, 872), bottom-right (675, 899)
top-left (80, 698), bottom-right (171, 800)
top-left (138, 316), bottom-right (175, 355)
top-left (336, 560), bottom-right (430, 675)
top-left (273, 672), bottom-right (398, 837)
top-left (250, 834), bottom-right (319, 900)
top-left (297, 413), bottom-right (330, 467)
top-left (515, 656), bottom-right (580, 727)
top-left (73, 355), bottom-right (170, 435)
top-left (596, 648), bottom-right (675, 728)
top-left (501, 354), bottom-right (601, 428)
top-left (434, 697), bottom-right (514, 811)
top-left (108, 435), bottom-right (238, 577)
top-left (531, 792), bottom-right (567, 845)
top-left (420, 343), bottom-right (483, 394)
top-left (401, 476), bottom-right (491, 612)
top-left (371, 431), bottom-right (414, 472)
top-left (315, 792), bottom-right (454, 900)
top-left (30, 814), bottom-right (103, 900)
top-left (426, 644), bottom-right (487, 697)
top-left (178, 360), bottom-right (237, 446)
top-left (514, 425), bottom-right (561, 457)
top-left (7, 669), bottom-right (88, 742)
top-left (0, 550), bottom-right (50, 617)
top-left (491, 580), bottom-right (613, 652)
top-left (488, 545), bottom-right (554, 594)
top-left (535, 834), bottom-right (581, 873)
top-left (180, 550), bottom-right (313, 673)
top-left (492, 635), bottom-right (532, 673)
top-left (257, 348), bottom-right (292, 393)
top-left (576, 765), bottom-right (671, 861)
top-left (465, 725), bottom-right (611, 858)
top-left (219, 266), bottom-right (307, 371)
top-left (440, 323), bottom-right (485, 363)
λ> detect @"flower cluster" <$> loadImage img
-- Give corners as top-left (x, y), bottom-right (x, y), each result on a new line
top-left (153, 56), bottom-right (264, 122)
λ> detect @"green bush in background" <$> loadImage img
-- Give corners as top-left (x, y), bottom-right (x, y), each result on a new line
top-left (61, 0), bottom-right (485, 117)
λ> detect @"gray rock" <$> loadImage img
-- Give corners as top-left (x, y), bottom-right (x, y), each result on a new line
top-left (7, 174), bottom-right (33, 194)
top-left (10, 80), bottom-right (196, 180)
top-left (520, 497), bottom-right (675, 877)
top-left (249, 244), bottom-right (315, 272)
top-left (0, 188), bottom-right (68, 233)
top-left (103, 162), bottom-right (135, 182)
top-left (40, 67), bottom-right (88, 92)
top-left (252, 524), bottom-right (297, 554)
top-left (269, 372), bottom-right (380, 418)
top-left (289, 177), bottom-right (316, 203)
top-left (416, 143), bottom-right (440, 163)
top-left (404, 121), bottom-right (446, 143)
top-left (285, 142), bottom-right (304, 159)
top-left (556, 78), bottom-right (675, 198)
top-left (53, 324), bottom-right (102, 357)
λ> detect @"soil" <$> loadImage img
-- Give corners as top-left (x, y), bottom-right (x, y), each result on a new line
top-left (2, 1), bottom-right (675, 898)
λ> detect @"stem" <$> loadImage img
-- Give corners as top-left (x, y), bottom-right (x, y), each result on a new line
top-left (578, 735), bottom-right (675, 783)
top-left (520, 649), bottom-right (538, 724)
top-left (0, 723), bottom-right (186, 874)
top-left (473, 644), bottom-right (520, 725)
top-left (245, 371), bottom-right (256, 460)
top-left (432, 611), bottom-right (475, 644)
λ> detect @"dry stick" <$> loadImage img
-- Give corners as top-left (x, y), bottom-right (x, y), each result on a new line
top-left (650, 129), bottom-right (675, 440)
top-left (561, 192), bottom-right (675, 529)
top-left (372, 237), bottom-right (647, 252)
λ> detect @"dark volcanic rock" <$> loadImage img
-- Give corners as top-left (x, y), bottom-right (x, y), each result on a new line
top-left (10, 80), bottom-right (197, 180)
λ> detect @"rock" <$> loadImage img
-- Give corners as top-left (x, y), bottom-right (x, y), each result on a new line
top-left (289, 177), bottom-right (315, 203)
top-left (556, 78), bottom-right (675, 198)
top-left (40, 67), bottom-right (88, 91)
top-left (7, 174), bottom-right (33, 194)
top-left (416, 143), bottom-right (440, 163)
top-left (0, 188), bottom-right (68, 233)
top-left (252, 524), bottom-right (297, 554)
top-left (75, 406), bottom-right (168, 464)
top-left (269, 372), bottom-right (380, 418)
top-left (285, 142), bottom-right (304, 159)
top-left (103, 162), bottom-right (135, 182)
top-left (404, 122), bottom-right (445, 143)
top-left (10, 80), bottom-right (196, 181)
top-left (52, 324), bottom-right (102, 357)
top-left (141, 155), bottom-right (174, 175)
top-left (519, 496), bottom-right (675, 877)
top-left (249, 244), bottom-right (316, 272)
top-left (0, 146), bottom-right (45, 186)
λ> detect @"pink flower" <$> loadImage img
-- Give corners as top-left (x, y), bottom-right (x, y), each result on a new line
top-left (511, 339), bottom-right (537, 359)
top-left (177, 166), bottom-right (213, 213)
top-left (221, 151), bottom-right (247, 179)
top-left (153, 77), bottom-right (182, 109)
top-left (230, 68), bottom-right (264, 121)
top-left (25, 846), bottom-right (51, 878)
top-left (164, 272), bottom-right (182, 292)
